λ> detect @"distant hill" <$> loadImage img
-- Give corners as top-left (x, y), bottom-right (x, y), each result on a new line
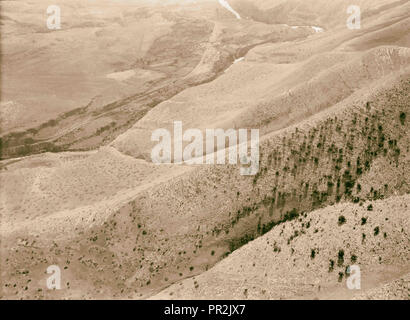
top-left (230, 0), bottom-right (406, 28)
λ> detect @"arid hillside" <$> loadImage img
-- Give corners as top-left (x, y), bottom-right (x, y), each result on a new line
top-left (0, 0), bottom-right (409, 300)
top-left (1, 72), bottom-right (408, 299)
top-left (152, 194), bottom-right (410, 300)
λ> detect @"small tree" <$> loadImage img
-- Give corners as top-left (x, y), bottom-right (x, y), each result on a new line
top-left (338, 250), bottom-right (345, 267)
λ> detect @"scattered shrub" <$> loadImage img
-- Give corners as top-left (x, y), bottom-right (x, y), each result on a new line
top-left (329, 260), bottom-right (335, 272)
top-left (337, 250), bottom-right (345, 267)
top-left (399, 112), bottom-right (406, 125)
top-left (338, 216), bottom-right (347, 226)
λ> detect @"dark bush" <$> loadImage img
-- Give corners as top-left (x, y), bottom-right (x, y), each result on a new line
top-left (337, 250), bottom-right (345, 267)
top-left (399, 112), bottom-right (406, 125)
top-left (329, 260), bottom-right (335, 272)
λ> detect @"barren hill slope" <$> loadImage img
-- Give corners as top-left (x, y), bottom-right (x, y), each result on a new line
top-left (112, 46), bottom-right (410, 160)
